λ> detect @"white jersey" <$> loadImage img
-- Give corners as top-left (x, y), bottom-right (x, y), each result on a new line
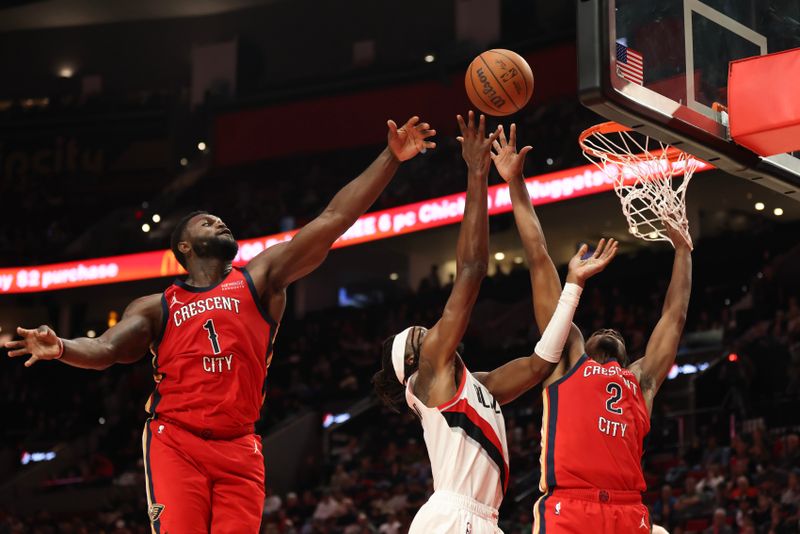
top-left (406, 365), bottom-right (509, 509)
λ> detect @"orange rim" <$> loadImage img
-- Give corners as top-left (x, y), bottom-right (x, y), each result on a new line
top-left (579, 121), bottom-right (687, 165)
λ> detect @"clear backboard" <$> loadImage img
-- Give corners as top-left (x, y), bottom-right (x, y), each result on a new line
top-left (578, 0), bottom-right (800, 199)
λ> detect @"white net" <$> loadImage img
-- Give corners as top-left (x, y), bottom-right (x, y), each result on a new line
top-left (579, 123), bottom-right (697, 250)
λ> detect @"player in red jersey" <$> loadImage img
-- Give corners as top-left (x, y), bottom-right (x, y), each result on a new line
top-left (5, 115), bottom-right (436, 533)
top-left (491, 123), bottom-right (692, 533)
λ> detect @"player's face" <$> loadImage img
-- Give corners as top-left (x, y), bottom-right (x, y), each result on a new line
top-left (585, 328), bottom-right (627, 365)
top-left (186, 214), bottom-right (239, 262)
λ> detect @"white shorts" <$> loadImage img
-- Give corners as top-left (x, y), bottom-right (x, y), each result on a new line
top-left (409, 490), bottom-right (503, 534)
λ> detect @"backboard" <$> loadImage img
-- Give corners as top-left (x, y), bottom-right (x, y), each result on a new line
top-left (578, 0), bottom-right (800, 199)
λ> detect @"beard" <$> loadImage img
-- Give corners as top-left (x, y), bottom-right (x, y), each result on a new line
top-left (192, 234), bottom-right (239, 262)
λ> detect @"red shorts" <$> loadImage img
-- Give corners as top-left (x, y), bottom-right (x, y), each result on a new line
top-left (142, 418), bottom-right (265, 533)
top-left (533, 488), bottom-right (650, 533)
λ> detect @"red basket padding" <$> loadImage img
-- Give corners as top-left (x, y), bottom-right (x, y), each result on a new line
top-left (729, 47), bottom-right (800, 157)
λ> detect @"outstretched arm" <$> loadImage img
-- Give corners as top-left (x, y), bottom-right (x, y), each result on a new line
top-left (631, 224), bottom-right (692, 410)
top-left (419, 112), bottom-right (500, 372)
top-left (246, 117), bottom-right (436, 297)
top-left (492, 124), bottom-right (585, 359)
top-left (478, 239), bottom-right (617, 404)
top-left (5, 294), bottom-right (162, 370)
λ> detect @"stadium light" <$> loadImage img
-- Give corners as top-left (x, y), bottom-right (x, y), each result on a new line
top-left (494, 252), bottom-right (505, 261)
top-left (754, 202), bottom-right (765, 211)
top-left (58, 66), bottom-right (74, 78)
top-left (197, 141), bottom-right (207, 151)
top-left (141, 223), bottom-right (151, 233)
top-left (773, 207), bottom-right (784, 216)
top-left (152, 214), bottom-right (161, 223)
top-left (513, 256), bottom-right (524, 264)
top-left (87, 330), bottom-right (96, 338)
top-left (179, 158), bottom-right (188, 167)
top-left (424, 54), bottom-right (435, 63)
top-left (389, 273), bottom-right (399, 281)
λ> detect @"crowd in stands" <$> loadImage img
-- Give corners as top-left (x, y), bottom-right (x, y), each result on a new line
top-left (0, 96), bottom-right (599, 266)
top-left (2, 218), bottom-right (798, 532)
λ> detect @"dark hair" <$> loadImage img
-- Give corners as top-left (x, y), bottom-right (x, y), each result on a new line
top-left (589, 328), bottom-right (629, 367)
top-left (372, 329), bottom-right (427, 412)
top-left (372, 335), bottom-right (406, 413)
top-left (170, 210), bottom-right (208, 269)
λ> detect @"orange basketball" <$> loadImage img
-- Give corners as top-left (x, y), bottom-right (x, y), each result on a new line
top-left (465, 49), bottom-right (534, 116)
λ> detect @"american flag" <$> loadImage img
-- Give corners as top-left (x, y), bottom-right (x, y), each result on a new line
top-left (616, 42), bottom-right (643, 85)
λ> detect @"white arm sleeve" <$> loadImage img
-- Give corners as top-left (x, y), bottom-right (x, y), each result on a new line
top-left (534, 283), bottom-right (583, 363)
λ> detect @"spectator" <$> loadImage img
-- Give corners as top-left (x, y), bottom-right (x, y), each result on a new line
top-left (653, 484), bottom-right (678, 531)
top-left (697, 463), bottom-right (726, 495)
top-left (704, 508), bottom-right (733, 534)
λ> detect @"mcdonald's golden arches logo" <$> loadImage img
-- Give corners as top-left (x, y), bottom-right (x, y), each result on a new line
top-left (160, 250), bottom-right (186, 276)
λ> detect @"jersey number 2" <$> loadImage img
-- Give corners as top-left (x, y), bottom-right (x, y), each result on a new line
top-left (203, 319), bottom-right (222, 355)
top-left (605, 382), bottom-right (623, 414)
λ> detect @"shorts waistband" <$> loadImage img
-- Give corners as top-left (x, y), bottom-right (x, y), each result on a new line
top-left (551, 488), bottom-right (643, 505)
top-left (428, 490), bottom-right (499, 520)
top-left (153, 416), bottom-right (253, 440)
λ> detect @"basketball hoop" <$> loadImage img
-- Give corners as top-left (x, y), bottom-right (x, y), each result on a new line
top-left (579, 121), bottom-right (696, 250)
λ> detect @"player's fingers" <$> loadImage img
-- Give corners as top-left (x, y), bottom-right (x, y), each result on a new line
top-left (404, 116), bottom-right (420, 128)
top-left (456, 136), bottom-right (464, 144)
top-left (421, 129), bottom-right (437, 138)
top-left (574, 243), bottom-right (589, 259)
top-left (487, 126), bottom-right (502, 144)
top-left (423, 141), bottom-right (436, 149)
top-left (593, 238), bottom-right (607, 258)
top-left (492, 139), bottom-right (502, 152)
top-left (467, 110), bottom-right (475, 130)
top-left (509, 123), bottom-right (517, 148)
top-left (24, 355), bottom-right (39, 367)
top-left (17, 326), bottom-right (36, 337)
top-left (5, 340), bottom-right (24, 349)
top-left (478, 114), bottom-right (486, 136)
top-left (8, 348), bottom-right (30, 358)
top-left (456, 115), bottom-right (467, 135)
top-left (600, 239), bottom-right (616, 259)
top-left (415, 122), bottom-right (430, 131)
top-left (519, 146), bottom-right (533, 160)
top-left (498, 124), bottom-right (508, 147)
top-left (387, 120), bottom-right (398, 137)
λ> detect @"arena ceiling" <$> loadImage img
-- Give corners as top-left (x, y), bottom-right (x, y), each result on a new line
top-left (0, 0), bottom-right (281, 32)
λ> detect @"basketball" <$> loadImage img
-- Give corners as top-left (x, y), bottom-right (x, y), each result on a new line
top-left (465, 49), bottom-right (534, 116)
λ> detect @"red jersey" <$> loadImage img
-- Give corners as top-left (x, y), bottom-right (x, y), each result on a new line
top-left (539, 355), bottom-right (649, 493)
top-left (145, 267), bottom-right (277, 439)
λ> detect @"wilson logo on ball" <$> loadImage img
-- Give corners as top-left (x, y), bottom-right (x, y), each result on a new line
top-left (466, 49), bottom-right (534, 117)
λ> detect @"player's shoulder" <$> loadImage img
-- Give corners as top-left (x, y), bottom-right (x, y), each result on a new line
top-left (123, 293), bottom-right (164, 318)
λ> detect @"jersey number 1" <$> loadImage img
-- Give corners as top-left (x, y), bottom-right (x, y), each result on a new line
top-left (605, 382), bottom-right (623, 414)
top-left (203, 319), bottom-right (222, 355)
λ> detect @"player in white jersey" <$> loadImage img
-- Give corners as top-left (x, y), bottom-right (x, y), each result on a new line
top-left (372, 113), bottom-right (618, 533)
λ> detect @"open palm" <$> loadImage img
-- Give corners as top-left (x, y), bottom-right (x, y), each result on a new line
top-left (387, 116), bottom-right (437, 162)
top-left (5, 325), bottom-right (62, 367)
top-left (490, 123), bottom-right (532, 183)
top-left (567, 238), bottom-right (619, 284)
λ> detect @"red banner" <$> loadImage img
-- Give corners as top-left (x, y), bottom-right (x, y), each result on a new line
top-left (0, 160), bottom-right (710, 294)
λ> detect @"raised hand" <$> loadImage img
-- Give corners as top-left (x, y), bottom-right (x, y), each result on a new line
top-left (387, 116), bottom-right (437, 161)
top-left (663, 220), bottom-right (693, 251)
top-left (566, 238), bottom-right (619, 286)
top-left (490, 123), bottom-right (533, 183)
top-left (456, 110), bottom-right (502, 172)
top-left (5, 325), bottom-right (62, 367)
